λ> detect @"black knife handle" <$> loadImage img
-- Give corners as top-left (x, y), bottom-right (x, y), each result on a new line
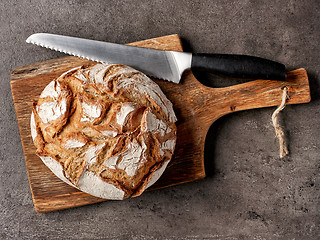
top-left (191, 53), bottom-right (286, 81)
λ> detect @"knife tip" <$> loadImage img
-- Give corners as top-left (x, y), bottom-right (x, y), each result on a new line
top-left (26, 33), bottom-right (46, 44)
top-left (26, 33), bottom-right (37, 44)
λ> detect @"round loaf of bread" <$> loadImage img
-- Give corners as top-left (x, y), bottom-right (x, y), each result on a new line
top-left (31, 63), bottom-right (177, 200)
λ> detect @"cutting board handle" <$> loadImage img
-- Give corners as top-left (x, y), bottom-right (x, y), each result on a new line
top-left (191, 68), bottom-right (310, 124)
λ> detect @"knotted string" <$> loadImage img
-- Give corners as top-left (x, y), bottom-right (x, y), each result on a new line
top-left (272, 87), bottom-right (289, 158)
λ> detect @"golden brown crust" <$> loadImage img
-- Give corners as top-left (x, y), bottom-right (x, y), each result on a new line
top-left (31, 63), bottom-right (177, 200)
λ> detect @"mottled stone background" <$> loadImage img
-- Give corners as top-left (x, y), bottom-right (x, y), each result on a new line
top-left (1, 1), bottom-right (319, 239)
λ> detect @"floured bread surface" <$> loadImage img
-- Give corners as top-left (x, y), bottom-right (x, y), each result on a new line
top-left (31, 63), bottom-right (177, 200)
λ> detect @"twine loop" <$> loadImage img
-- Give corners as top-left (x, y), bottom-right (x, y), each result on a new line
top-left (272, 87), bottom-right (289, 158)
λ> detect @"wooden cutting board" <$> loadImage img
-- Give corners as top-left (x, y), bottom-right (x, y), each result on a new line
top-left (11, 34), bottom-right (311, 213)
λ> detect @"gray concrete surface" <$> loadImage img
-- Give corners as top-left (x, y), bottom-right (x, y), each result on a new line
top-left (1, 0), bottom-right (319, 239)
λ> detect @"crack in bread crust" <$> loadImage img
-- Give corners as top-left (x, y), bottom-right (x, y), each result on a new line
top-left (31, 63), bottom-right (177, 200)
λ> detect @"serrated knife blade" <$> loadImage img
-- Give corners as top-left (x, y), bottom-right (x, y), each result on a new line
top-left (26, 33), bottom-right (287, 83)
top-left (26, 33), bottom-right (192, 83)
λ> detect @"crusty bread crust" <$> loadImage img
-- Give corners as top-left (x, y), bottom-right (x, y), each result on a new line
top-left (31, 64), bottom-right (177, 200)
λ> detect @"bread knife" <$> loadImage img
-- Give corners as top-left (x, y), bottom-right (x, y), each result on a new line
top-left (26, 33), bottom-right (286, 83)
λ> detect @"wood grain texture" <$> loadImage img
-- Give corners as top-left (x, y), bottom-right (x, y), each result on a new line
top-left (10, 34), bottom-right (311, 213)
